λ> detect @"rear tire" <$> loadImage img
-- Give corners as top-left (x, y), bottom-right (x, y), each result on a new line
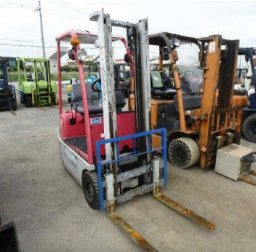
top-left (82, 172), bottom-right (100, 209)
top-left (20, 94), bottom-right (24, 104)
top-left (51, 93), bottom-right (58, 105)
top-left (24, 94), bottom-right (32, 107)
top-left (242, 114), bottom-right (256, 143)
top-left (168, 137), bottom-right (199, 168)
top-left (11, 98), bottom-right (17, 110)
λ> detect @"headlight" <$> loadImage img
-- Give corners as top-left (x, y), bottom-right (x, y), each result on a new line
top-left (173, 38), bottom-right (180, 47)
top-left (171, 38), bottom-right (180, 48)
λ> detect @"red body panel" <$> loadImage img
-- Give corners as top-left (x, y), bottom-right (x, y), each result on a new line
top-left (90, 111), bottom-right (136, 156)
top-left (56, 30), bottom-right (132, 164)
top-left (60, 111), bottom-right (85, 139)
top-left (60, 111), bottom-right (136, 159)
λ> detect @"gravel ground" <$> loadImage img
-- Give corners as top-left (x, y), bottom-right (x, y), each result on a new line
top-left (1, 101), bottom-right (256, 252)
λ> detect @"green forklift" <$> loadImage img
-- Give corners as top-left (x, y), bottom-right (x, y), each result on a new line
top-left (17, 58), bottom-right (57, 107)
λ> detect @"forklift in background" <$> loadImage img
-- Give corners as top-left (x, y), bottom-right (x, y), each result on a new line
top-left (0, 57), bottom-right (17, 112)
top-left (114, 63), bottom-right (131, 98)
top-left (57, 10), bottom-right (215, 251)
top-left (146, 33), bottom-right (247, 169)
top-left (17, 58), bottom-right (57, 107)
top-left (0, 219), bottom-right (20, 252)
top-left (236, 47), bottom-right (256, 143)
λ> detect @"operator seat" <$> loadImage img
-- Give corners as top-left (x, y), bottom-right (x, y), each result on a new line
top-left (150, 71), bottom-right (176, 99)
top-left (173, 94), bottom-right (202, 110)
top-left (71, 83), bottom-right (126, 115)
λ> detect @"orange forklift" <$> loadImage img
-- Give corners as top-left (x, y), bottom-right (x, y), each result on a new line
top-left (144, 33), bottom-right (248, 169)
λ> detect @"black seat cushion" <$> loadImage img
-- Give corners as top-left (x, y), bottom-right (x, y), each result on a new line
top-left (73, 100), bottom-right (104, 115)
top-left (174, 94), bottom-right (201, 110)
top-left (151, 88), bottom-right (177, 99)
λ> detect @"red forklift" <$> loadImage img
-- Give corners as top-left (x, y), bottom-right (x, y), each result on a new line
top-left (56, 10), bottom-right (215, 251)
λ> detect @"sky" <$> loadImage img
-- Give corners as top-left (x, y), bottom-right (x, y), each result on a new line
top-left (0, 0), bottom-right (255, 60)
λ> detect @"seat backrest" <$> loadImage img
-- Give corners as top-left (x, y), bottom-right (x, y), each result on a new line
top-left (151, 71), bottom-right (164, 89)
top-left (71, 83), bottom-right (82, 102)
top-left (71, 83), bottom-right (126, 114)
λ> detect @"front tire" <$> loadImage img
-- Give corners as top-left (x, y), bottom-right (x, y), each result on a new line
top-left (82, 172), bottom-right (100, 209)
top-left (242, 114), bottom-right (256, 143)
top-left (168, 137), bottom-right (199, 168)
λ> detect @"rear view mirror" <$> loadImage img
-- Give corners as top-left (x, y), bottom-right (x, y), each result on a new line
top-left (77, 49), bottom-right (87, 62)
top-left (172, 38), bottom-right (180, 48)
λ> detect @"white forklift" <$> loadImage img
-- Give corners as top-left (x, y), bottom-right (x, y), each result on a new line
top-left (57, 9), bottom-right (215, 251)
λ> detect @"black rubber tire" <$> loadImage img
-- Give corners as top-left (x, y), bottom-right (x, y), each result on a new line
top-left (11, 98), bottom-right (17, 111)
top-left (168, 137), bottom-right (199, 169)
top-left (24, 94), bottom-right (33, 107)
top-left (51, 94), bottom-right (58, 105)
top-left (20, 94), bottom-right (24, 104)
top-left (242, 114), bottom-right (256, 143)
top-left (82, 171), bottom-right (100, 209)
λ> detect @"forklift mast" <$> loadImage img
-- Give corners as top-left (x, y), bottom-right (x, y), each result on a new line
top-left (0, 59), bottom-right (9, 87)
top-left (0, 57), bottom-right (17, 112)
top-left (91, 10), bottom-right (151, 165)
top-left (196, 36), bottom-right (241, 168)
top-left (217, 39), bottom-right (239, 109)
top-left (88, 10), bottom-right (215, 250)
top-left (0, 57), bottom-right (16, 87)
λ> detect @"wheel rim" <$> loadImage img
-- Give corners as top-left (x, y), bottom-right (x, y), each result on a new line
top-left (85, 182), bottom-right (94, 203)
top-left (172, 145), bottom-right (188, 164)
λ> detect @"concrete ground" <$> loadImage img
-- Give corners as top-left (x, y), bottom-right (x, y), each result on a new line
top-left (1, 101), bottom-right (256, 252)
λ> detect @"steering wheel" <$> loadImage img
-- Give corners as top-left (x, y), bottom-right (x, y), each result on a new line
top-left (92, 78), bottom-right (101, 92)
top-left (160, 71), bottom-right (173, 89)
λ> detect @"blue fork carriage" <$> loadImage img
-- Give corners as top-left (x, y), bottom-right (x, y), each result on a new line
top-left (96, 128), bottom-right (167, 210)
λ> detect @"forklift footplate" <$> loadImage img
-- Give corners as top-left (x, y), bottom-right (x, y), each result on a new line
top-left (64, 136), bottom-right (87, 153)
top-left (240, 171), bottom-right (256, 186)
top-left (108, 211), bottom-right (157, 252)
top-left (154, 192), bottom-right (216, 230)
